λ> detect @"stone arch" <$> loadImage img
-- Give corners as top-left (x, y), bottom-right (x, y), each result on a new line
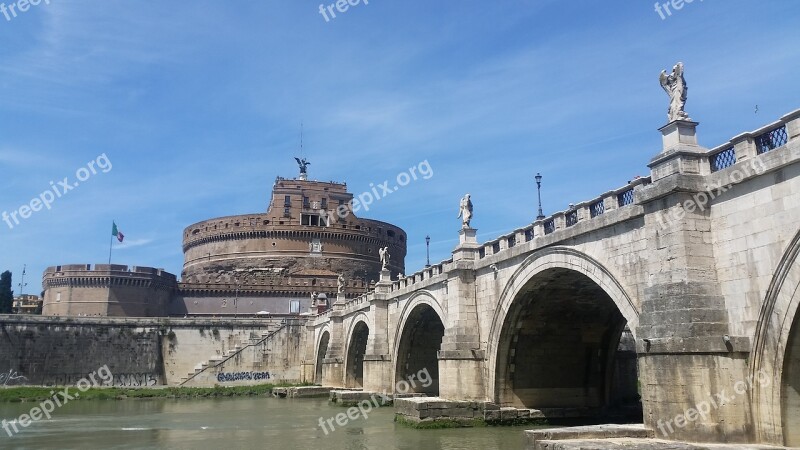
top-left (344, 315), bottom-right (371, 389)
top-left (751, 228), bottom-right (800, 446)
top-left (486, 247), bottom-right (641, 416)
top-left (393, 292), bottom-right (446, 396)
top-left (315, 327), bottom-right (331, 384)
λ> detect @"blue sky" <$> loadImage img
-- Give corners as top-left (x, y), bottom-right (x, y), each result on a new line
top-left (1, 0), bottom-right (799, 292)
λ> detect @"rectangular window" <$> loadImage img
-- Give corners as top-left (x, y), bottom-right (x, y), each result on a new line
top-left (303, 196), bottom-right (310, 208)
top-left (321, 198), bottom-right (327, 209)
top-left (284, 195), bottom-right (291, 207)
top-left (290, 300), bottom-right (301, 314)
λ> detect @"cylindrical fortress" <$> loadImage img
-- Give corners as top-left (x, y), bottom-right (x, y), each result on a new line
top-left (181, 177), bottom-right (406, 285)
top-left (42, 264), bottom-right (177, 317)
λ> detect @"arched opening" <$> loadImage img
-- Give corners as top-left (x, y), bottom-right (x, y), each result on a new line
top-left (345, 322), bottom-right (369, 389)
top-left (395, 304), bottom-right (444, 396)
top-left (495, 267), bottom-right (640, 421)
top-left (315, 331), bottom-right (330, 384)
top-left (751, 228), bottom-right (800, 445)
top-left (783, 310), bottom-right (800, 446)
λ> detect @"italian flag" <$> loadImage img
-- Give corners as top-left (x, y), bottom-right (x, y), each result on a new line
top-left (112, 222), bottom-right (125, 243)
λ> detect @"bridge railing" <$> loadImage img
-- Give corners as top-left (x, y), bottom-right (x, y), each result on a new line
top-left (707, 109), bottom-right (799, 174)
top-left (477, 176), bottom-right (650, 260)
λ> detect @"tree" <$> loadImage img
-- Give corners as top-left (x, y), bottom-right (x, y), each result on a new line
top-left (0, 271), bottom-right (13, 314)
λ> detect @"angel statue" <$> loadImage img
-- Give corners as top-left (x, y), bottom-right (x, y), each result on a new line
top-left (295, 157), bottom-right (311, 179)
top-left (337, 274), bottom-right (346, 294)
top-left (457, 194), bottom-right (473, 229)
top-left (379, 247), bottom-right (390, 270)
top-left (659, 62), bottom-right (690, 122)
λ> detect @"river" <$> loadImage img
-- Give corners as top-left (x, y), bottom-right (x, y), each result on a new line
top-left (0, 396), bottom-right (542, 449)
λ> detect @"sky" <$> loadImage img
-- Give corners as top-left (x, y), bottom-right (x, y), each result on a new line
top-left (1, 0), bottom-right (799, 293)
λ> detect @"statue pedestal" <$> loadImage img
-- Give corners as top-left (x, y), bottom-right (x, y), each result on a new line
top-left (649, 120), bottom-right (709, 182)
top-left (378, 269), bottom-right (391, 283)
top-left (453, 228), bottom-right (480, 262)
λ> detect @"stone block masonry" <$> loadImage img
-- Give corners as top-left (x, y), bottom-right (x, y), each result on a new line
top-left (0, 315), bottom-right (310, 387)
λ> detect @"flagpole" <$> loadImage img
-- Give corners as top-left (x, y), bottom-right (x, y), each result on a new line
top-left (109, 221), bottom-right (114, 265)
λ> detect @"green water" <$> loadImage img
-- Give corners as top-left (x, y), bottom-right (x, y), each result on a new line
top-left (0, 397), bottom-right (541, 449)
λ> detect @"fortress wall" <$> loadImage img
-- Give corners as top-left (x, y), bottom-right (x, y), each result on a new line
top-left (0, 316), bottom-right (305, 387)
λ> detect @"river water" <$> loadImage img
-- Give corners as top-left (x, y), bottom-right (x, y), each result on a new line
top-left (0, 396), bottom-right (542, 449)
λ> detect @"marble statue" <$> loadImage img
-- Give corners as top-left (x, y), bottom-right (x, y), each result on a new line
top-left (659, 62), bottom-right (690, 122)
top-left (457, 194), bottom-right (473, 229)
top-left (337, 274), bottom-right (345, 294)
top-left (379, 247), bottom-right (390, 270)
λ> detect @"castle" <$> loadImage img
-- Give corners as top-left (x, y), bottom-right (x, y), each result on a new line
top-left (41, 164), bottom-right (408, 317)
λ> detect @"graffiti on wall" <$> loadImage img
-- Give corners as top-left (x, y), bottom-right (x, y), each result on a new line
top-left (216, 371), bottom-right (271, 383)
top-left (46, 372), bottom-right (160, 387)
top-left (0, 369), bottom-right (27, 386)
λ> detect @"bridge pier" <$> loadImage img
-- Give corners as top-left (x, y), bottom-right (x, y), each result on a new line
top-left (438, 230), bottom-right (486, 401)
top-left (637, 120), bottom-right (753, 443)
top-left (363, 275), bottom-right (395, 393)
top-left (322, 294), bottom-right (347, 388)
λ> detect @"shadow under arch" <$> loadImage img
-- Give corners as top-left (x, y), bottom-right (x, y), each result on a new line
top-left (344, 320), bottom-right (370, 389)
top-left (315, 329), bottom-right (331, 385)
top-left (750, 228), bottom-right (800, 446)
top-left (393, 293), bottom-right (446, 396)
top-left (487, 247), bottom-right (641, 420)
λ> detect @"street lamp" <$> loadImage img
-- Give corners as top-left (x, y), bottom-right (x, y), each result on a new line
top-left (425, 236), bottom-right (431, 268)
top-left (535, 173), bottom-right (545, 220)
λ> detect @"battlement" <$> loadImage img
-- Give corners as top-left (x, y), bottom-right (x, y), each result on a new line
top-left (181, 213), bottom-right (406, 250)
top-left (43, 264), bottom-right (178, 290)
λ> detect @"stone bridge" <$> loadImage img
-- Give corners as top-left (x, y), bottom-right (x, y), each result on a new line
top-left (307, 110), bottom-right (800, 447)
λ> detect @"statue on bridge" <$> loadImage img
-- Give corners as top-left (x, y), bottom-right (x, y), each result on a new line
top-left (337, 274), bottom-right (345, 294)
top-left (458, 194), bottom-right (473, 229)
top-left (379, 247), bottom-right (390, 270)
top-left (659, 62), bottom-right (690, 122)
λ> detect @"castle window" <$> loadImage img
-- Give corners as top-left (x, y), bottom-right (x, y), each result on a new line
top-left (290, 300), bottom-right (300, 314)
top-left (284, 207), bottom-right (291, 217)
top-left (303, 196), bottom-right (310, 208)
top-left (321, 198), bottom-right (327, 209)
top-left (387, 230), bottom-right (395, 238)
top-left (284, 195), bottom-right (291, 207)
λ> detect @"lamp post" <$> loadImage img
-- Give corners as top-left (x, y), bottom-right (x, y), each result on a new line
top-left (18, 264), bottom-right (27, 296)
top-left (425, 235), bottom-right (431, 267)
top-left (535, 173), bottom-right (545, 220)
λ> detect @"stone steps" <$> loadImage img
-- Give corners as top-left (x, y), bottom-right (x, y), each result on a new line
top-left (177, 326), bottom-right (282, 386)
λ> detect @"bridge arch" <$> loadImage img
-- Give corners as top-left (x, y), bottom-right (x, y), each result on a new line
top-left (344, 314), bottom-right (371, 389)
top-left (751, 229), bottom-right (800, 446)
top-left (314, 327), bottom-right (331, 384)
top-left (487, 247), bottom-right (640, 416)
top-left (393, 291), bottom-right (446, 395)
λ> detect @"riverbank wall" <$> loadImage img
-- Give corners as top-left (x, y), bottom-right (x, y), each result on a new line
top-left (0, 315), bottom-right (312, 387)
